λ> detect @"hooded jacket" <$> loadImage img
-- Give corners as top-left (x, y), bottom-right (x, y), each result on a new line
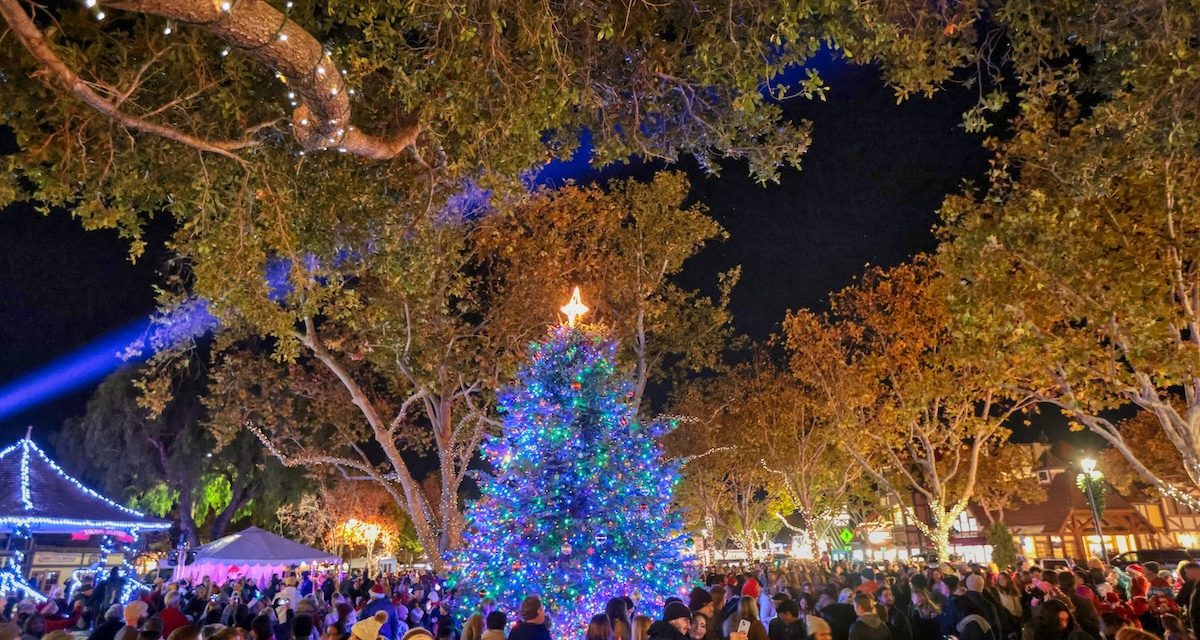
top-left (847, 613), bottom-right (892, 640)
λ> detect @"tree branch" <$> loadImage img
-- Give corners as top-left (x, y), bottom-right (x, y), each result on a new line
top-left (102, 0), bottom-right (420, 159)
top-left (0, 0), bottom-right (258, 161)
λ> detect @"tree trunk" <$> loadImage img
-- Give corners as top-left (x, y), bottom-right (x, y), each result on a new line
top-left (210, 479), bottom-right (253, 540)
top-left (805, 519), bottom-right (822, 560)
top-left (178, 482), bottom-right (201, 547)
top-left (925, 509), bottom-right (955, 562)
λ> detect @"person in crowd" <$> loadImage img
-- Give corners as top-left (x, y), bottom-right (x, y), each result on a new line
top-left (1059, 571), bottom-right (1102, 639)
top-left (586, 614), bottom-right (613, 640)
top-left (350, 612), bottom-right (389, 640)
top-left (815, 593), bottom-right (854, 640)
top-left (705, 588), bottom-right (726, 640)
top-left (155, 592), bottom-right (189, 638)
top-left (89, 605), bottom-right (126, 640)
top-left (1022, 598), bottom-right (1092, 640)
top-left (724, 594), bottom-right (766, 640)
top-left (461, 612), bottom-right (483, 640)
top-left (766, 600), bottom-right (804, 640)
top-left (360, 588), bottom-right (396, 640)
top-left (631, 615), bottom-right (652, 640)
top-left (871, 590), bottom-right (907, 640)
top-left (507, 597), bottom-right (550, 640)
top-left (607, 598), bottom-right (632, 640)
top-left (648, 602), bottom-right (692, 640)
top-left (906, 587), bottom-right (939, 640)
top-left (1099, 611), bottom-right (1131, 640)
top-left (803, 617), bottom-right (831, 640)
top-left (20, 615), bottom-right (45, 640)
top-left (846, 594), bottom-right (889, 640)
top-left (688, 614), bottom-right (707, 640)
top-left (167, 626), bottom-right (201, 640)
top-left (1161, 613), bottom-right (1189, 640)
top-left (482, 612), bottom-right (506, 640)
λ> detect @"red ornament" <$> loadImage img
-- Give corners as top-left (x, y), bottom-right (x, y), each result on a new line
top-left (571, 381), bottom-right (582, 390)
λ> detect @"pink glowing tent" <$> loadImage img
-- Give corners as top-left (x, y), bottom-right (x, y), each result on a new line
top-left (173, 526), bottom-right (339, 586)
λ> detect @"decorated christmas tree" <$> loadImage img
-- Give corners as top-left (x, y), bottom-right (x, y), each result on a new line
top-left (452, 289), bottom-right (690, 634)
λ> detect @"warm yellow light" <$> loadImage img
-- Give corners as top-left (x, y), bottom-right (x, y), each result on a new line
top-left (560, 286), bottom-right (589, 326)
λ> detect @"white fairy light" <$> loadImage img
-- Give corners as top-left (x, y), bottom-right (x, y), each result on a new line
top-left (163, 25), bottom-right (172, 35)
top-left (95, 11), bottom-right (105, 19)
top-left (316, 66), bottom-right (326, 75)
top-left (330, 87), bottom-right (339, 95)
top-left (300, 118), bottom-right (309, 125)
top-left (19, 439), bottom-right (32, 511)
top-left (278, 33), bottom-right (289, 42)
top-left (84, 0), bottom-right (96, 7)
top-left (220, 1), bottom-right (231, 10)
top-left (221, 47), bottom-right (231, 57)
top-left (288, 92), bottom-right (295, 99)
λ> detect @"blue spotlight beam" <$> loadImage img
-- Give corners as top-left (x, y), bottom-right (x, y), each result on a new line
top-left (0, 318), bottom-right (153, 422)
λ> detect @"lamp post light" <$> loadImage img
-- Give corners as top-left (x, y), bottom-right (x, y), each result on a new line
top-left (1080, 457), bottom-right (1107, 562)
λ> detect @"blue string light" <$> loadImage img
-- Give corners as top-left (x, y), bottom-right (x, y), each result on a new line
top-left (0, 435), bottom-right (170, 530)
top-left (452, 323), bottom-right (692, 635)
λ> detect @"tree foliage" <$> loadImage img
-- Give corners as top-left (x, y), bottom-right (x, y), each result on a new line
top-left (969, 443), bottom-right (1047, 526)
top-left (783, 259), bottom-right (1038, 560)
top-left (176, 172), bottom-right (730, 568)
top-left (0, 0), bottom-right (984, 319)
top-left (276, 478), bottom-right (422, 568)
top-left (666, 360), bottom-right (790, 559)
top-left (55, 363), bottom-right (298, 545)
top-left (938, 0), bottom-right (1200, 510)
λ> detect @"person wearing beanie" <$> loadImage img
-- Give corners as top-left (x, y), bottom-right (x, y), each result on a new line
top-left (507, 597), bottom-right (549, 640)
top-left (351, 611), bottom-right (389, 640)
top-left (648, 602), bottom-right (691, 640)
top-left (803, 616), bottom-right (831, 640)
top-left (360, 586), bottom-right (397, 640)
top-left (741, 580), bottom-right (761, 601)
top-left (689, 589), bottom-right (713, 617)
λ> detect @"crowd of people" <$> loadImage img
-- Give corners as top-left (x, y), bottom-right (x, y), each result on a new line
top-left (4, 556), bottom-right (1200, 640)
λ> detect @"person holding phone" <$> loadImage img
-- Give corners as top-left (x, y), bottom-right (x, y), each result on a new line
top-left (723, 598), bottom-right (766, 640)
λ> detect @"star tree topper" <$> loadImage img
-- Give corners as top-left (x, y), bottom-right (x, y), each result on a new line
top-left (560, 286), bottom-right (589, 326)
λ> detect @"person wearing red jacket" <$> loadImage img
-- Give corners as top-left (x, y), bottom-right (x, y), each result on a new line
top-left (154, 591), bottom-right (189, 638)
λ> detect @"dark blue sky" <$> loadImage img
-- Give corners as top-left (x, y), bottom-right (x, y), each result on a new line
top-left (0, 59), bottom-right (992, 442)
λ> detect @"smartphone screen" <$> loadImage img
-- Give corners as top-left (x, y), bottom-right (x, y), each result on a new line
top-left (737, 620), bottom-right (751, 634)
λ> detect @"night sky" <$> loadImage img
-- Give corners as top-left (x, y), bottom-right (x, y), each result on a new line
top-left (0, 60), bottom-right (997, 446)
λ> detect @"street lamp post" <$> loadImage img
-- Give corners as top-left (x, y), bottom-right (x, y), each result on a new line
top-left (1081, 457), bottom-right (1107, 562)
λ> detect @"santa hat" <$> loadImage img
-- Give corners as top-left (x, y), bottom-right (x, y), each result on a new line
top-left (351, 611), bottom-right (389, 640)
top-left (741, 578), bottom-right (761, 599)
top-left (370, 584), bottom-right (387, 599)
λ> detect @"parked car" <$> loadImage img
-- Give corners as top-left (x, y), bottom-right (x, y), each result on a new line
top-left (1110, 548), bottom-right (1200, 569)
top-left (1036, 558), bottom-right (1075, 572)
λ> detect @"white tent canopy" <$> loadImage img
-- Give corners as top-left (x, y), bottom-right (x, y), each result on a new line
top-left (175, 526), bottom-right (340, 586)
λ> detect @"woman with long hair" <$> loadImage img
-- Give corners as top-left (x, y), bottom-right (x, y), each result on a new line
top-left (1021, 598), bottom-right (1091, 640)
top-left (723, 598), bottom-right (766, 640)
top-left (908, 588), bottom-right (941, 639)
top-left (994, 572), bottom-right (1023, 621)
top-left (605, 598), bottom-right (631, 640)
top-left (631, 616), bottom-right (652, 640)
top-left (585, 615), bottom-right (612, 640)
